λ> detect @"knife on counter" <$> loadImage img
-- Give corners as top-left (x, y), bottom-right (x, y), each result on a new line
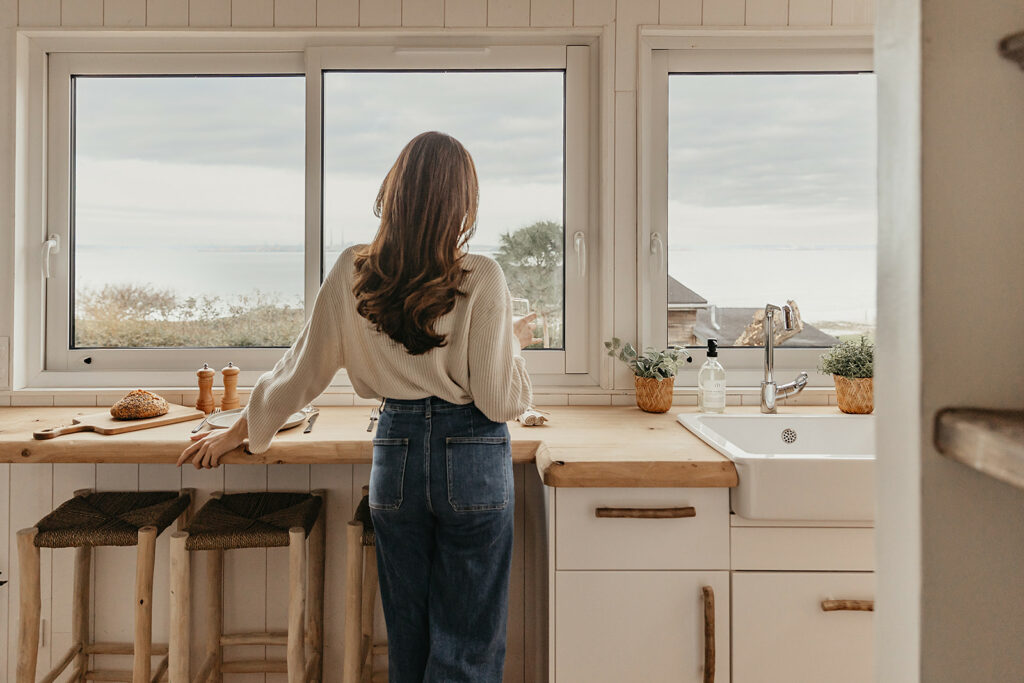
top-left (303, 411), bottom-right (319, 434)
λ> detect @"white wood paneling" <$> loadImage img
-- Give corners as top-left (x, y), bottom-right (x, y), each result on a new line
top-left (402, 0), bottom-right (443, 26)
top-left (104, 0), bottom-right (146, 26)
top-left (146, 0), bottom-right (186, 26)
top-left (61, 0), bottom-right (103, 25)
top-left (309, 463), bottom-right (353, 679)
top-left (232, 0), bottom-right (274, 27)
top-left (92, 464), bottom-right (138, 672)
top-left (359, 0), bottom-right (400, 26)
top-left (188, 0), bottom-right (229, 26)
top-left (832, 0), bottom-right (873, 25)
top-left (789, 0), bottom-right (832, 25)
top-left (487, 0), bottom-right (527, 26)
top-left (139, 465), bottom-right (182, 656)
top-left (573, 0), bottom-right (612, 26)
top-left (745, 0), bottom-right (788, 25)
top-left (701, 0), bottom-right (744, 25)
top-left (19, 0), bottom-right (60, 25)
top-left (445, 0), bottom-right (486, 27)
top-left (659, 0), bottom-right (700, 25)
top-left (530, 0), bottom-right (571, 27)
top-left (275, 0), bottom-right (316, 26)
top-left (317, 0), bottom-right (358, 25)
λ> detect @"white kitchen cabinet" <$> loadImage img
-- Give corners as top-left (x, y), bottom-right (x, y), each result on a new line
top-left (554, 570), bottom-right (729, 683)
top-left (732, 571), bottom-right (875, 683)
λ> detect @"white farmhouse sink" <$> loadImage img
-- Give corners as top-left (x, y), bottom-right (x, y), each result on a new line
top-left (678, 413), bottom-right (875, 522)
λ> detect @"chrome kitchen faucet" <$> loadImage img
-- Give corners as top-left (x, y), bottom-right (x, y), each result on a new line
top-left (760, 303), bottom-right (809, 413)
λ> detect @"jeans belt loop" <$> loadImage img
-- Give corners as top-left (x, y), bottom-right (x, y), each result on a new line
top-left (425, 396), bottom-right (432, 419)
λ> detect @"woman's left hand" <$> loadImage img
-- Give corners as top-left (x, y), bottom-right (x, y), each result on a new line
top-left (177, 418), bottom-right (247, 469)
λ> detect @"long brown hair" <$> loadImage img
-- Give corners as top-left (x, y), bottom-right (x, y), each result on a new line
top-left (352, 132), bottom-right (479, 355)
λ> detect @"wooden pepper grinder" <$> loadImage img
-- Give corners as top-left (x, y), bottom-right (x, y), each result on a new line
top-left (196, 363), bottom-right (215, 414)
top-left (221, 362), bottom-right (240, 411)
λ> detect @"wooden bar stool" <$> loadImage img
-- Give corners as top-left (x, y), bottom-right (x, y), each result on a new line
top-left (16, 488), bottom-right (193, 683)
top-left (169, 490), bottom-right (325, 683)
top-left (343, 486), bottom-right (388, 683)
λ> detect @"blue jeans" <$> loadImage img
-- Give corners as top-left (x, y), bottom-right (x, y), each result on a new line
top-left (368, 397), bottom-right (514, 683)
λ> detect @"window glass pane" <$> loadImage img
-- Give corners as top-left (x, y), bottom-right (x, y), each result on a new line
top-left (72, 75), bottom-right (305, 349)
top-left (667, 73), bottom-right (877, 348)
top-left (323, 71), bottom-right (565, 349)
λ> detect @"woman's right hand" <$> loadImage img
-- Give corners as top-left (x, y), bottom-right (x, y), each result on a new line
top-left (513, 312), bottom-right (538, 349)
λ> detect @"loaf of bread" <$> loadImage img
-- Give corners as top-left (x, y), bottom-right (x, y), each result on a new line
top-left (110, 389), bottom-right (170, 420)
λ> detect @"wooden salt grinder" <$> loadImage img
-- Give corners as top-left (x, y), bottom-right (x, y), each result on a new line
top-left (221, 362), bottom-right (240, 411)
top-left (196, 363), bottom-right (216, 414)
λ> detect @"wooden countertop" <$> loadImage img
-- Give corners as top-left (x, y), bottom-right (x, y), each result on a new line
top-left (0, 404), bottom-right (755, 487)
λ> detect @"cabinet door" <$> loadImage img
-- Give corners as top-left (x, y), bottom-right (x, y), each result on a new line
top-left (732, 572), bottom-right (874, 683)
top-left (554, 571), bottom-right (729, 683)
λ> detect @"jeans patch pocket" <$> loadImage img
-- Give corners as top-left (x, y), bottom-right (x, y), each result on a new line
top-left (446, 436), bottom-right (511, 511)
top-left (369, 438), bottom-right (409, 510)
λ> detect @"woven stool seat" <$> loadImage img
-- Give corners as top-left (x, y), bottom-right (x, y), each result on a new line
top-left (354, 491), bottom-right (375, 546)
top-left (185, 492), bottom-right (323, 550)
top-left (34, 490), bottom-right (191, 548)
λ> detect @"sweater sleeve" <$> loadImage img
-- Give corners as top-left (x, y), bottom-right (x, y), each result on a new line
top-left (241, 280), bottom-right (345, 454)
top-left (467, 266), bottom-right (533, 423)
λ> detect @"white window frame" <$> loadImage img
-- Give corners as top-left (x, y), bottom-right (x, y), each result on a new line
top-left (25, 36), bottom-right (599, 389)
top-left (638, 30), bottom-right (874, 387)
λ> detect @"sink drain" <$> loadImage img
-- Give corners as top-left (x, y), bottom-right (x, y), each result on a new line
top-left (781, 428), bottom-right (797, 444)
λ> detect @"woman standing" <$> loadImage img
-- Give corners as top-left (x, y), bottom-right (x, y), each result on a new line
top-left (179, 131), bottom-right (535, 682)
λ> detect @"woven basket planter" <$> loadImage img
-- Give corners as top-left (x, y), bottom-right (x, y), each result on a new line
top-left (833, 375), bottom-right (874, 414)
top-left (635, 375), bottom-right (675, 413)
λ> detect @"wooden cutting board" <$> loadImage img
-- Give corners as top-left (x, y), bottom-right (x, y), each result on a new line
top-left (33, 403), bottom-right (206, 440)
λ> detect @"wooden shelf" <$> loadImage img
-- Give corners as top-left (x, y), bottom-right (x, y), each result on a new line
top-left (1000, 31), bottom-right (1024, 70)
top-left (935, 409), bottom-right (1024, 491)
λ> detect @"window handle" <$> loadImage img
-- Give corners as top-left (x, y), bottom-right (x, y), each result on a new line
top-left (650, 232), bottom-right (665, 274)
top-left (42, 234), bottom-right (60, 279)
top-left (573, 230), bottom-right (586, 278)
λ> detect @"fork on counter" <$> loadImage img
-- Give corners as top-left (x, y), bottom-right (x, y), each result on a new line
top-left (191, 408), bottom-right (221, 434)
top-left (367, 404), bottom-right (381, 432)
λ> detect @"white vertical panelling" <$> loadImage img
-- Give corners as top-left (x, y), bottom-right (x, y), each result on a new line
top-left (614, 0), bottom-right (658, 91)
top-left (701, 0), bottom-right (744, 25)
top-left (146, 0), bottom-right (186, 25)
top-left (402, 0), bottom-right (444, 26)
top-left (224, 464), bottom-right (268, 683)
top-left (309, 463), bottom-right (353, 680)
top-left (659, 0), bottom-right (700, 25)
top-left (103, 0), bottom-right (146, 26)
top-left (487, 0), bottom-right (527, 26)
top-left (7, 465), bottom-right (53, 683)
top-left (188, 0), bottom-right (229, 25)
top-left (92, 464), bottom-right (138, 672)
top-left (530, 0), bottom-right (571, 26)
top-left (61, 0), bottom-right (103, 25)
top-left (0, 463), bottom-right (9, 681)
top-left (832, 0), bottom-right (872, 25)
top-left (745, 0), bottom-right (789, 25)
top-left (573, 0), bottom-right (612, 25)
top-left (18, 0), bottom-right (60, 25)
top-left (232, 0), bottom-right (274, 26)
top-left (359, 0), bottom-right (400, 25)
top-left (275, 0), bottom-right (316, 26)
top-left (445, 0), bottom-right (486, 26)
top-left (789, 0), bottom-right (832, 25)
top-left (139, 465), bottom-right (183, 654)
top-left (317, 0), bottom-right (358, 25)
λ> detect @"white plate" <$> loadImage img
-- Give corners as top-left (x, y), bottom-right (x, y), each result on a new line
top-left (207, 408), bottom-right (308, 432)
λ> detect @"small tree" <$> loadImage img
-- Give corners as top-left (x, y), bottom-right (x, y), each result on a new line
top-left (494, 220), bottom-right (563, 347)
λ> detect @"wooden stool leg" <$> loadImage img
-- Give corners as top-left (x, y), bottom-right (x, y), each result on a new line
top-left (16, 528), bottom-right (41, 683)
top-left (133, 526), bottom-right (158, 683)
top-left (72, 545), bottom-right (92, 682)
top-left (287, 528), bottom-right (307, 683)
top-left (205, 549), bottom-right (224, 683)
top-left (360, 545), bottom-right (378, 683)
top-left (169, 533), bottom-right (190, 683)
top-left (342, 522), bottom-right (364, 683)
top-left (306, 491), bottom-right (326, 683)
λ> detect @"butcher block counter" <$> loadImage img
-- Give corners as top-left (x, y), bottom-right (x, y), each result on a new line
top-left (0, 405), bottom-right (740, 487)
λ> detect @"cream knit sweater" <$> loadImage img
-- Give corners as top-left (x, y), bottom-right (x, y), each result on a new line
top-left (240, 246), bottom-right (533, 454)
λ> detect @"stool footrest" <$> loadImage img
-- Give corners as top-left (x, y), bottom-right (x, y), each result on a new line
top-left (39, 643), bottom-right (83, 683)
top-left (86, 642), bottom-right (169, 656)
top-left (221, 659), bottom-right (288, 674)
top-left (85, 670), bottom-right (133, 682)
top-left (221, 631), bottom-right (288, 647)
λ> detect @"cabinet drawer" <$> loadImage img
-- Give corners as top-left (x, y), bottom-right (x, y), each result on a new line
top-left (732, 572), bottom-right (874, 683)
top-left (555, 488), bottom-right (729, 570)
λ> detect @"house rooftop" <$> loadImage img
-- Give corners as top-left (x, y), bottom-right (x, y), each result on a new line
top-left (668, 276), bottom-right (708, 307)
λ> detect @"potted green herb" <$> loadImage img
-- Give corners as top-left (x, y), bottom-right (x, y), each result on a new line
top-left (605, 338), bottom-right (692, 413)
top-left (818, 337), bottom-right (874, 414)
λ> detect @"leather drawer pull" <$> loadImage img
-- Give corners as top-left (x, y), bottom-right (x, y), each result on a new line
top-left (702, 585), bottom-right (715, 683)
top-left (821, 599), bottom-right (874, 612)
top-left (594, 506), bottom-right (696, 519)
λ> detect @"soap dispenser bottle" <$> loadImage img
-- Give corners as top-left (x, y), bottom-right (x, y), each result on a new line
top-left (698, 339), bottom-right (726, 413)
